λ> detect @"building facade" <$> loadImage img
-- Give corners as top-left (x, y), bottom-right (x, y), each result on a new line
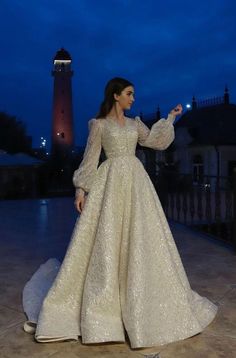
top-left (138, 88), bottom-right (236, 188)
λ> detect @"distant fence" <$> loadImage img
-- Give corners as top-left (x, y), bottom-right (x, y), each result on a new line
top-left (197, 96), bottom-right (225, 108)
top-left (154, 169), bottom-right (236, 252)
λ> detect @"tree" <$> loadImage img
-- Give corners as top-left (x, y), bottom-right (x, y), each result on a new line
top-left (0, 112), bottom-right (32, 154)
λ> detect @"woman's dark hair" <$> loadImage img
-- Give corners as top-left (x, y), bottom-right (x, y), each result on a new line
top-left (96, 77), bottom-right (134, 119)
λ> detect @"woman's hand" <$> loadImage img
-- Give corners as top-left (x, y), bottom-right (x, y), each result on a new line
top-left (74, 190), bottom-right (87, 213)
top-left (170, 104), bottom-right (183, 117)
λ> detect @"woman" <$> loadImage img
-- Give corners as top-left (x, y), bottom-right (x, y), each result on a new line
top-left (23, 77), bottom-right (217, 348)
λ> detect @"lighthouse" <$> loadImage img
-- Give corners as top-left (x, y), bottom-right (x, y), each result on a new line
top-left (51, 48), bottom-right (74, 156)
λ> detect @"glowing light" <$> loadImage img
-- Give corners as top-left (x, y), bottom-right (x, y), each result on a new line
top-left (57, 133), bottom-right (60, 136)
top-left (54, 60), bottom-right (71, 65)
top-left (39, 136), bottom-right (47, 148)
top-left (186, 104), bottom-right (191, 109)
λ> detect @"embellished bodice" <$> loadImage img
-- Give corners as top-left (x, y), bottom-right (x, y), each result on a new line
top-left (73, 114), bottom-right (176, 193)
top-left (101, 118), bottom-right (138, 159)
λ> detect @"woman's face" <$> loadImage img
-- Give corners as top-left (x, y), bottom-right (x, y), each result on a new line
top-left (114, 85), bottom-right (135, 110)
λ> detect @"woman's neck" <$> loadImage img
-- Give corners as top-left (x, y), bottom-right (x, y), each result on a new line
top-left (106, 104), bottom-right (124, 121)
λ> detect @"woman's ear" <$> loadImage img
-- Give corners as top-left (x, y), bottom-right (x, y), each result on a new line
top-left (113, 93), bottom-right (119, 102)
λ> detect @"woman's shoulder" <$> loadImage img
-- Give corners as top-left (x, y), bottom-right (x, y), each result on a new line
top-left (88, 118), bottom-right (104, 131)
top-left (125, 115), bottom-right (141, 120)
top-left (88, 117), bottom-right (107, 124)
top-left (125, 116), bottom-right (141, 126)
top-left (89, 117), bottom-right (110, 130)
top-left (88, 117), bottom-right (106, 124)
top-left (88, 116), bottom-right (140, 128)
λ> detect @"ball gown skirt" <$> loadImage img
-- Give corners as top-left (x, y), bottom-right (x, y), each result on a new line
top-left (22, 115), bottom-right (218, 348)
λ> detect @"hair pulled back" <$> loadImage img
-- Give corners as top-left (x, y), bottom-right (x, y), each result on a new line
top-left (96, 77), bottom-right (133, 119)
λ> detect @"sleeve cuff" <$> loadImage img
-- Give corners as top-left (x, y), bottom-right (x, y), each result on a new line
top-left (167, 113), bottom-right (176, 124)
top-left (75, 188), bottom-right (87, 197)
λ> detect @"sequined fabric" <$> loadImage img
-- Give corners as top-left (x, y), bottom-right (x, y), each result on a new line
top-left (23, 115), bottom-right (218, 348)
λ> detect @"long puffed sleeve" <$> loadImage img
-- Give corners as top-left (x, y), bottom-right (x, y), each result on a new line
top-left (73, 118), bottom-right (102, 194)
top-left (135, 113), bottom-right (176, 150)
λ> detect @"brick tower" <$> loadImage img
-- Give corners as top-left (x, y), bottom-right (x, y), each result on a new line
top-left (51, 48), bottom-right (74, 156)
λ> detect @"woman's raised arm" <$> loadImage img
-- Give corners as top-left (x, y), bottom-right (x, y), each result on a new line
top-left (135, 113), bottom-right (175, 150)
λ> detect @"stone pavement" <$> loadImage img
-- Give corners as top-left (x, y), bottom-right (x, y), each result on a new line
top-left (0, 198), bottom-right (235, 358)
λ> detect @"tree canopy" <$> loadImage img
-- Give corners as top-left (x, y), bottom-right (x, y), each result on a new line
top-left (0, 112), bottom-right (32, 154)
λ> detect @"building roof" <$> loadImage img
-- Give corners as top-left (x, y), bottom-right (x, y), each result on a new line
top-left (0, 151), bottom-right (44, 167)
top-left (53, 48), bottom-right (72, 61)
top-left (175, 103), bottom-right (236, 146)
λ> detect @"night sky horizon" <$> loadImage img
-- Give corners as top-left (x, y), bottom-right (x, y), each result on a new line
top-left (0, 0), bottom-right (236, 150)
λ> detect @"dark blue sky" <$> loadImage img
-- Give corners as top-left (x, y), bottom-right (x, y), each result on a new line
top-left (0, 0), bottom-right (235, 148)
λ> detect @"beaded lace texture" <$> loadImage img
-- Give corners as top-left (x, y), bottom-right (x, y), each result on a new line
top-left (23, 114), bottom-right (218, 348)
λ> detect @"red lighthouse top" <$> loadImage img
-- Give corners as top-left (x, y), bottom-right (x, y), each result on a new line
top-left (53, 48), bottom-right (72, 62)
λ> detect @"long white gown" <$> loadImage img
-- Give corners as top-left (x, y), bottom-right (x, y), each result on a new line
top-left (23, 114), bottom-right (218, 348)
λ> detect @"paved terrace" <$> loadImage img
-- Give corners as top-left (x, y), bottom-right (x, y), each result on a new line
top-left (0, 198), bottom-right (235, 358)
